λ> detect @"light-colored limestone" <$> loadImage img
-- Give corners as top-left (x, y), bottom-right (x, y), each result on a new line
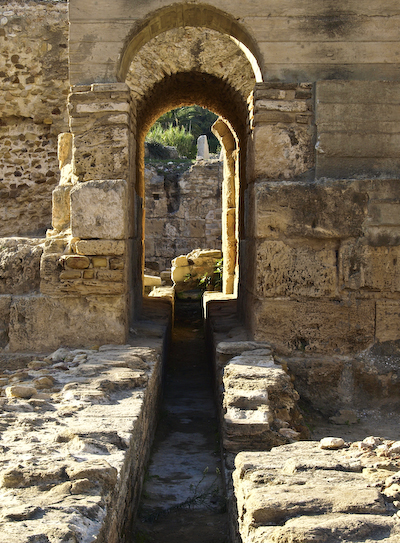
top-left (171, 249), bottom-right (222, 293)
top-left (249, 297), bottom-right (375, 353)
top-left (70, 180), bottom-right (128, 240)
top-left (316, 81), bottom-right (400, 179)
top-left (68, 85), bottom-right (132, 183)
top-left (61, 254), bottom-right (91, 269)
top-left (52, 185), bottom-right (72, 231)
top-left (253, 239), bottom-right (337, 298)
top-left (8, 295), bottom-right (126, 352)
top-left (145, 161), bottom-right (223, 272)
top-left (247, 180), bottom-right (368, 240)
top-left (0, 340), bottom-right (165, 543)
top-left (222, 351), bottom-right (306, 451)
top-left (75, 240), bottom-right (126, 256)
top-left (0, 238), bottom-right (44, 295)
top-left (340, 241), bottom-right (400, 293)
top-left (320, 437), bottom-right (345, 449)
top-left (0, 2), bottom-right (69, 237)
top-left (143, 275), bottom-right (162, 287)
top-left (197, 135), bottom-right (210, 160)
top-left (233, 440), bottom-right (400, 543)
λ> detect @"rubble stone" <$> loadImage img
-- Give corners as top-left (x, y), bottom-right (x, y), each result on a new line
top-left (0, 340), bottom-right (165, 543)
top-left (233, 441), bottom-right (400, 543)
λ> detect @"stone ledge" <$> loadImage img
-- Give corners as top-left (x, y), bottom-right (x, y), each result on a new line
top-left (233, 440), bottom-right (400, 543)
top-left (0, 336), bottom-right (167, 543)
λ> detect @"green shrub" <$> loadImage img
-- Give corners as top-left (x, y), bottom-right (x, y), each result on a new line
top-left (146, 124), bottom-right (195, 158)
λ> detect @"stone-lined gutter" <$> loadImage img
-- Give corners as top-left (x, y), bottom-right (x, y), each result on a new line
top-left (205, 296), bottom-right (400, 543)
top-left (0, 314), bottom-right (170, 542)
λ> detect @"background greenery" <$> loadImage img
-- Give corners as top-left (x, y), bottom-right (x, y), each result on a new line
top-left (146, 105), bottom-right (220, 159)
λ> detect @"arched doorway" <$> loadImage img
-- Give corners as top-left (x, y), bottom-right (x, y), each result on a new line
top-left (56, 2), bottom-right (266, 343)
top-left (119, 17), bottom-right (261, 320)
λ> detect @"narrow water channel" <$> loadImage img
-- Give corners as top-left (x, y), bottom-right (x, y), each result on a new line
top-left (131, 298), bottom-right (229, 543)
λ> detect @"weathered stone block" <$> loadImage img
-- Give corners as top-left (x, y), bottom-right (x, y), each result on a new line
top-left (40, 253), bottom-right (62, 283)
top-left (340, 241), bottom-right (400, 292)
top-left (222, 352), bottom-right (305, 451)
top-left (8, 295), bottom-right (126, 351)
top-left (70, 180), bottom-right (128, 240)
top-left (52, 186), bottom-right (72, 231)
top-left (247, 180), bottom-right (368, 239)
top-left (316, 81), bottom-right (400, 179)
top-left (60, 270), bottom-right (82, 280)
top-left (75, 240), bottom-right (125, 256)
top-left (365, 202), bottom-right (400, 227)
top-left (72, 125), bottom-right (130, 182)
top-left (143, 275), bottom-right (162, 287)
top-left (62, 255), bottom-right (91, 270)
top-left (96, 270), bottom-right (124, 282)
top-left (233, 442), bottom-right (399, 543)
top-left (249, 297), bottom-right (375, 353)
top-left (83, 269), bottom-right (95, 280)
top-left (0, 239), bottom-right (44, 295)
top-left (92, 257), bottom-right (108, 268)
top-left (376, 301), bottom-right (400, 342)
top-left (255, 99), bottom-right (308, 113)
top-left (279, 354), bottom-right (353, 415)
top-left (110, 257), bottom-right (124, 270)
top-left (254, 240), bottom-right (337, 298)
top-left (252, 123), bottom-right (314, 180)
top-left (172, 255), bottom-right (189, 267)
top-left (171, 265), bottom-right (191, 283)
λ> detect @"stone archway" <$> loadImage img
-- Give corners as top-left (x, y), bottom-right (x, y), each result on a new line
top-left (120, 2), bottom-right (264, 84)
top-left (122, 22), bottom-right (259, 307)
top-left (135, 72), bottom-right (245, 297)
top-left (37, 1), bottom-right (314, 349)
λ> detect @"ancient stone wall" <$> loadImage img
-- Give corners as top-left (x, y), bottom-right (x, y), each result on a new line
top-left (0, 311), bottom-right (170, 543)
top-left (1, 0), bottom-right (400, 357)
top-left (69, 0), bottom-right (400, 86)
top-left (243, 80), bottom-right (400, 354)
top-left (145, 160), bottom-right (222, 272)
top-left (0, 0), bottom-right (69, 236)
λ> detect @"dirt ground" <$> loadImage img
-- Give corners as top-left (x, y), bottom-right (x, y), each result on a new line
top-left (309, 408), bottom-right (400, 443)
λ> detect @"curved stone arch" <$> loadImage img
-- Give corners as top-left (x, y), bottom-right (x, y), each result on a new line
top-left (134, 71), bottom-right (248, 296)
top-left (117, 2), bottom-right (264, 83)
top-left (126, 26), bottom-right (257, 104)
top-left (135, 71), bottom-right (248, 197)
top-left (137, 72), bottom-right (248, 145)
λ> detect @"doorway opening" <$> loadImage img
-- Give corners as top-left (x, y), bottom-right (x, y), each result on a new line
top-left (143, 105), bottom-right (223, 295)
top-left (135, 73), bottom-right (245, 303)
top-left (117, 5), bottom-right (264, 324)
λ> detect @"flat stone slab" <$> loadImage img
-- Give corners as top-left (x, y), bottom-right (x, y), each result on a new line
top-left (233, 440), bottom-right (400, 543)
top-left (0, 341), bottom-right (164, 543)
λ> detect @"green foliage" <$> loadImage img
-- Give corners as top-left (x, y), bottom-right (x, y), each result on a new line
top-left (147, 105), bottom-right (221, 158)
top-left (198, 258), bottom-right (223, 292)
top-left (146, 123), bottom-right (194, 158)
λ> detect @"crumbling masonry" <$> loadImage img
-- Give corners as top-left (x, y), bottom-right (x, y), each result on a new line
top-left (1, 1), bottom-right (400, 542)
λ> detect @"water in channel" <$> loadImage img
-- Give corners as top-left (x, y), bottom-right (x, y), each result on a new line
top-left (131, 298), bottom-right (229, 543)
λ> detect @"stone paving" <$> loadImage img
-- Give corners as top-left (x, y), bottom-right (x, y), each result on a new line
top-left (234, 439), bottom-right (400, 543)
